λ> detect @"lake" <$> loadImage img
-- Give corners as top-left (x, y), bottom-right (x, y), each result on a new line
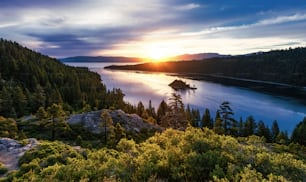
top-left (65, 62), bottom-right (306, 134)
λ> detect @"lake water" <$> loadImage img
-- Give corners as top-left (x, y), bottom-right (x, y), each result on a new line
top-left (66, 62), bottom-right (306, 134)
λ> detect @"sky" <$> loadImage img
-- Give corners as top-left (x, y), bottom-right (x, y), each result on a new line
top-left (1, 0), bottom-right (306, 58)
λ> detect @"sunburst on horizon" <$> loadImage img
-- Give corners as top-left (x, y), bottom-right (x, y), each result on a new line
top-left (146, 45), bottom-right (178, 62)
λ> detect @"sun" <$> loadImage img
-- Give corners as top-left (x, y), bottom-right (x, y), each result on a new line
top-left (148, 47), bottom-right (169, 62)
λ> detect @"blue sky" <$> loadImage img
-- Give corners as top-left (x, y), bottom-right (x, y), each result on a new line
top-left (1, 0), bottom-right (306, 58)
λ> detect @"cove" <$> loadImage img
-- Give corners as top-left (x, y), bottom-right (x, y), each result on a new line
top-left (65, 62), bottom-right (306, 134)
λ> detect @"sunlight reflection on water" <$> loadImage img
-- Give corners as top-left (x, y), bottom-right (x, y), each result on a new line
top-left (66, 62), bottom-right (306, 134)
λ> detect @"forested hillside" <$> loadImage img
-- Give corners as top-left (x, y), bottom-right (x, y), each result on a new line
top-left (0, 39), bottom-right (124, 118)
top-left (106, 47), bottom-right (306, 87)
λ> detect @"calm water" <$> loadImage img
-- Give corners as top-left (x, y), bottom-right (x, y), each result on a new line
top-left (66, 62), bottom-right (306, 133)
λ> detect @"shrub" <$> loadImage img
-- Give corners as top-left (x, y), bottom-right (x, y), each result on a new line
top-left (0, 163), bottom-right (8, 175)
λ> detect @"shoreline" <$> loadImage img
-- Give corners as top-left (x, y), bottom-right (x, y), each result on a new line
top-left (105, 66), bottom-right (306, 103)
top-left (172, 72), bottom-right (306, 102)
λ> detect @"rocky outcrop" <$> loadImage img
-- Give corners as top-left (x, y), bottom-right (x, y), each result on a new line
top-left (67, 109), bottom-right (161, 134)
top-left (0, 138), bottom-right (39, 172)
top-left (68, 110), bottom-right (103, 134)
top-left (109, 109), bottom-right (160, 133)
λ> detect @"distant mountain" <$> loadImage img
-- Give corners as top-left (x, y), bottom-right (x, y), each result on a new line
top-left (61, 53), bottom-right (229, 63)
top-left (60, 56), bottom-right (143, 63)
top-left (165, 53), bottom-right (229, 61)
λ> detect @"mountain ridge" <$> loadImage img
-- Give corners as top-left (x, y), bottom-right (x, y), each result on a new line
top-left (60, 53), bottom-right (228, 63)
top-left (60, 56), bottom-right (143, 63)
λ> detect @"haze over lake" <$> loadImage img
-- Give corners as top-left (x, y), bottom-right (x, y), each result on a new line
top-left (66, 62), bottom-right (306, 134)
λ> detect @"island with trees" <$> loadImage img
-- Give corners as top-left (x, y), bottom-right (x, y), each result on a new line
top-left (168, 79), bottom-right (197, 91)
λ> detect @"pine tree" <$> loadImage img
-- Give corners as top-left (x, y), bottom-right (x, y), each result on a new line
top-left (271, 120), bottom-right (280, 143)
top-left (36, 107), bottom-right (48, 120)
top-left (218, 101), bottom-right (235, 135)
top-left (146, 100), bottom-right (157, 119)
top-left (291, 117), bottom-right (306, 145)
top-left (257, 121), bottom-right (266, 137)
top-left (157, 100), bottom-right (168, 125)
top-left (100, 110), bottom-right (115, 145)
top-left (161, 93), bottom-right (188, 129)
top-left (186, 105), bottom-right (192, 124)
top-left (238, 117), bottom-right (244, 136)
top-left (202, 108), bottom-right (213, 128)
top-left (46, 104), bottom-right (69, 141)
top-left (12, 86), bottom-right (27, 117)
top-left (136, 101), bottom-right (145, 117)
top-left (192, 108), bottom-right (201, 127)
top-left (230, 119), bottom-right (239, 137)
top-left (256, 120), bottom-right (272, 142)
top-left (244, 116), bottom-right (257, 136)
top-left (32, 84), bottom-right (46, 111)
top-left (0, 86), bottom-right (13, 117)
top-left (213, 111), bottom-right (224, 134)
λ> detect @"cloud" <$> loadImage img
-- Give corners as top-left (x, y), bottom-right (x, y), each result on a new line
top-left (1, 0), bottom-right (306, 57)
top-left (258, 13), bottom-right (306, 25)
top-left (0, 0), bottom-right (80, 8)
top-left (175, 3), bottom-right (201, 11)
top-left (180, 13), bottom-right (306, 37)
top-left (0, 23), bottom-right (19, 28)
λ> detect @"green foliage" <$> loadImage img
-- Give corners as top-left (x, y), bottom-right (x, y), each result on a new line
top-left (185, 105), bottom-right (201, 127)
top-left (202, 108), bottom-right (213, 128)
top-left (146, 100), bottom-right (157, 120)
top-left (3, 127), bottom-right (306, 181)
top-left (244, 116), bottom-right (257, 136)
top-left (213, 111), bottom-right (224, 135)
top-left (0, 116), bottom-right (18, 138)
top-left (218, 101), bottom-right (235, 135)
top-left (8, 141), bottom-right (83, 181)
top-left (18, 141), bottom-right (82, 166)
top-left (256, 120), bottom-right (272, 142)
top-left (136, 101), bottom-right (145, 118)
top-left (291, 117), bottom-right (306, 145)
top-left (161, 93), bottom-right (188, 129)
top-left (35, 104), bottom-right (71, 141)
top-left (0, 163), bottom-right (8, 175)
top-left (100, 110), bottom-right (115, 146)
top-left (271, 120), bottom-right (280, 142)
top-left (276, 131), bottom-right (289, 144)
top-left (157, 100), bottom-right (168, 124)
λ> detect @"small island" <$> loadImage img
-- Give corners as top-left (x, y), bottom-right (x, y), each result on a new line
top-left (168, 79), bottom-right (197, 91)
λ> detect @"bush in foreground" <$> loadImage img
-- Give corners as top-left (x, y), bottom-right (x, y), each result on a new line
top-left (3, 127), bottom-right (306, 181)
